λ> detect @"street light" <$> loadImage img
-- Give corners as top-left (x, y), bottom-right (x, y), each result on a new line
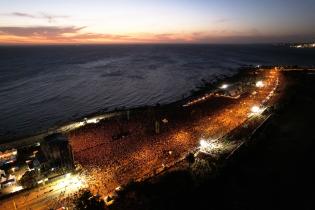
top-left (199, 138), bottom-right (223, 154)
top-left (256, 80), bottom-right (264, 88)
top-left (65, 173), bottom-right (71, 179)
top-left (220, 84), bottom-right (229, 89)
top-left (251, 105), bottom-right (262, 114)
top-left (200, 139), bottom-right (210, 149)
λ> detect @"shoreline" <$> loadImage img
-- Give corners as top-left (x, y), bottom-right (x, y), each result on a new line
top-left (1, 67), bottom-right (311, 209)
top-left (0, 65), bottom-right (258, 149)
top-left (1, 64), bottom-right (310, 149)
top-left (107, 68), bottom-right (315, 210)
top-left (67, 67), bottom-right (281, 196)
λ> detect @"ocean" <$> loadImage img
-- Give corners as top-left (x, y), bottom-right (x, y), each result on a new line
top-left (0, 44), bottom-right (315, 142)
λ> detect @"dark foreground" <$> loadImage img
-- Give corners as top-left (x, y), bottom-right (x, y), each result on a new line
top-left (109, 71), bottom-right (315, 210)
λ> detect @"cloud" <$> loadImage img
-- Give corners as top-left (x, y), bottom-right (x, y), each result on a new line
top-left (213, 18), bottom-right (230, 24)
top-left (11, 12), bottom-right (36, 18)
top-left (0, 26), bottom-right (135, 43)
top-left (0, 27), bottom-right (259, 43)
top-left (150, 33), bottom-right (182, 41)
top-left (68, 33), bottom-right (129, 40)
top-left (0, 26), bottom-right (85, 37)
top-left (1, 25), bottom-right (313, 44)
top-left (40, 13), bottom-right (69, 23)
top-left (2, 12), bottom-right (69, 23)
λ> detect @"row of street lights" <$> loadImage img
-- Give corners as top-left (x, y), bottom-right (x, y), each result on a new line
top-left (200, 69), bottom-right (279, 153)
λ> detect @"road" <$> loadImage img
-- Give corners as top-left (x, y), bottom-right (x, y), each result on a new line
top-left (0, 173), bottom-right (86, 210)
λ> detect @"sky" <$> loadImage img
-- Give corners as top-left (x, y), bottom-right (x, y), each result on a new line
top-left (0, 0), bottom-right (315, 44)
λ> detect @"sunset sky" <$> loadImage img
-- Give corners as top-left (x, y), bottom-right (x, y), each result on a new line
top-left (1, 0), bottom-right (315, 44)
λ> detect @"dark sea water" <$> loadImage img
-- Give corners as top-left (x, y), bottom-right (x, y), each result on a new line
top-left (0, 44), bottom-right (315, 142)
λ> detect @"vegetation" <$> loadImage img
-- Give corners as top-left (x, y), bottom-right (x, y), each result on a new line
top-left (111, 170), bottom-right (194, 210)
top-left (74, 189), bottom-right (106, 210)
top-left (186, 152), bottom-right (195, 166)
top-left (19, 170), bottom-right (40, 189)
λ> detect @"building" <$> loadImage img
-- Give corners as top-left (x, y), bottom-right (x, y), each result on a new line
top-left (217, 82), bottom-right (244, 98)
top-left (1, 169), bottom-right (16, 190)
top-left (0, 169), bottom-right (5, 177)
top-left (0, 149), bottom-right (17, 167)
top-left (41, 133), bottom-right (74, 171)
top-left (0, 174), bottom-right (16, 189)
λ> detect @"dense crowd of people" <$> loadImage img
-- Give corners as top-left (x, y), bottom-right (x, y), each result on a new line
top-left (66, 70), bottom-right (279, 197)
top-left (50, 188), bottom-right (87, 209)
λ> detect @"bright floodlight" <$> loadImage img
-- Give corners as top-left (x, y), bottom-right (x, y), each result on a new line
top-left (86, 118), bottom-right (99, 124)
top-left (256, 80), bottom-right (264, 88)
top-left (200, 139), bottom-right (210, 148)
top-left (11, 186), bottom-right (23, 193)
top-left (57, 173), bottom-right (84, 190)
top-left (251, 105), bottom-right (261, 114)
top-left (220, 84), bottom-right (229, 89)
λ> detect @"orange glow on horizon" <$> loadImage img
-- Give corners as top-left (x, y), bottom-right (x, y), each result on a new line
top-left (0, 25), bottom-right (277, 45)
top-left (0, 33), bottom-right (210, 44)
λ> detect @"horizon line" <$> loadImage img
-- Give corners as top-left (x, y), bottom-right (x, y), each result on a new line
top-left (0, 42), bottom-right (305, 46)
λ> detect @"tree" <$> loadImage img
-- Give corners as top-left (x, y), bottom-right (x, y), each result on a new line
top-left (19, 170), bottom-right (40, 189)
top-left (74, 189), bottom-right (106, 210)
top-left (186, 152), bottom-right (195, 167)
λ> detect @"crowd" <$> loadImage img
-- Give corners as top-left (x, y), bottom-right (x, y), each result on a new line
top-left (66, 69), bottom-right (279, 198)
top-left (183, 93), bottom-right (214, 107)
top-left (50, 188), bottom-right (87, 209)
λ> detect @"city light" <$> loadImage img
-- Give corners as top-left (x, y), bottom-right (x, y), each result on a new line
top-left (256, 80), bottom-right (264, 88)
top-left (115, 186), bottom-right (123, 192)
top-left (57, 113), bottom-right (119, 133)
top-left (10, 185), bottom-right (23, 193)
top-left (37, 180), bottom-right (43, 184)
top-left (66, 68), bottom-right (279, 201)
top-left (183, 93), bottom-right (214, 107)
top-left (199, 139), bottom-right (223, 154)
top-left (65, 173), bottom-right (71, 179)
top-left (200, 139), bottom-right (210, 148)
top-left (220, 84), bottom-right (229, 89)
top-left (55, 173), bottom-right (85, 190)
top-left (37, 178), bottom-right (48, 185)
top-left (251, 105), bottom-right (262, 114)
top-left (86, 117), bottom-right (100, 124)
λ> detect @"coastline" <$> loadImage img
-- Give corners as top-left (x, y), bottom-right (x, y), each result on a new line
top-left (1, 67), bottom-right (313, 209)
top-left (0, 65), bottom-right (255, 149)
top-left (108, 68), bottom-right (315, 210)
top-left (1, 65), bottom-right (313, 149)
top-left (66, 67), bottom-right (280, 196)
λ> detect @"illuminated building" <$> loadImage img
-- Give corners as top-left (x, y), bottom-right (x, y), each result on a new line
top-left (41, 133), bottom-right (75, 171)
top-left (0, 149), bottom-right (17, 166)
top-left (0, 169), bottom-right (5, 177)
top-left (0, 173), bottom-right (16, 189)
